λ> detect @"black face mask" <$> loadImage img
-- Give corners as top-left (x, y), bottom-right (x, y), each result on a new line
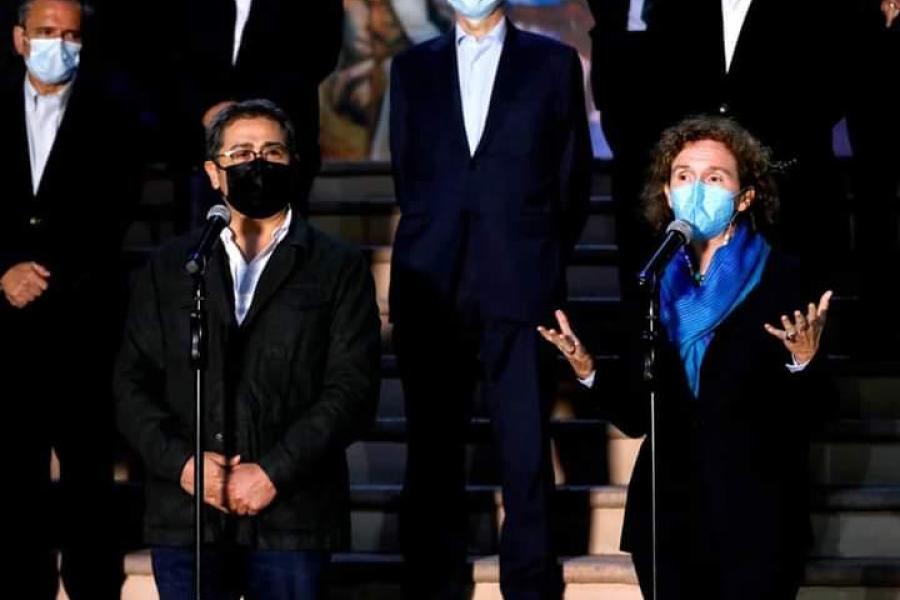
top-left (224, 159), bottom-right (293, 219)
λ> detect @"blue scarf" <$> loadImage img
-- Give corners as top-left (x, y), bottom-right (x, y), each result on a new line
top-left (660, 223), bottom-right (771, 397)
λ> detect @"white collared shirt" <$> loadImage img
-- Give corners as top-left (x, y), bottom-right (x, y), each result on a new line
top-left (23, 75), bottom-right (73, 194)
top-left (232, 0), bottom-right (254, 65)
top-left (721, 0), bottom-right (754, 72)
top-left (219, 207), bottom-right (292, 325)
top-left (628, 0), bottom-right (647, 31)
top-left (456, 18), bottom-right (507, 156)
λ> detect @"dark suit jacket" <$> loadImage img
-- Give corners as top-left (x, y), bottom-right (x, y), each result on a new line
top-left (165, 0), bottom-right (343, 163)
top-left (0, 2), bottom-right (13, 73)
top-left (846, 6), bottom-right (900, 210)
top-left (590, 0), bottom-right (874, 162)
top-left (0, 64), bottom-right (141, 332)
top-left (388, 22), bottom-right (592, 324)
top-left (114, 217), bottom-right (381, 550)
top-left (586, 252), bottom-right (835, 588)
top-left (587, 0), bottom-right (659, 160)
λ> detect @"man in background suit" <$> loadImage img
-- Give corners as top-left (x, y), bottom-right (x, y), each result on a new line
top-left (590, 0), bottom-right (871, 284)
top-left (389, 2), bottom-right (592, 598)
top-left (164, 0), bottom-right (344, 218)
top-left (0, 0), bottom-right (141, 597)
top-left (587, 0), bottom-right (656, 301)
top-left (846, 1), bottom-right (900, 355)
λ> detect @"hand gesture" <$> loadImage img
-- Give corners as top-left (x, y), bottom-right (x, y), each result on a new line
top-left (537, 310), bottom-right (595, 380)
top-left (764, 291), bottom-right (832, 365)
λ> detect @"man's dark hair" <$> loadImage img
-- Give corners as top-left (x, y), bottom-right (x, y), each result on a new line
top-left (206, 99), bottom-right (299, 161)
top-left (18, 0), bottom-right (91, 26)
top-left (642, 115), bottom-right (780, 235)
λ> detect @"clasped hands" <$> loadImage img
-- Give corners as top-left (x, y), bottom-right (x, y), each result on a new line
top-left (180, 452), bottom-right (277, 517)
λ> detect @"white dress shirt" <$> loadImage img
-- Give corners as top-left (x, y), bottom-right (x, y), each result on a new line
top-left (24, 76), bottom-right (73, 194)
top-left (456, 18), bottom-right (507, 156)
top-left (721, 0), bottom-right (754, 72)
top-left (219, 207), bottom-right (292, 325)
top-left (628, 0), bottom-right (647, 32)
top-left (232, 0), bottom-right (254, 65)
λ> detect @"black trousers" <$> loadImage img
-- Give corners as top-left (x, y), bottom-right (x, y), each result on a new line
top-left (394, 308), bottom-right (560, 600)
top-left (846, 29), bottom-right (900, 355)
top-left (630, 527), bottom-right (804, 600)
top-left (2, 304), bottom-right (123, 600)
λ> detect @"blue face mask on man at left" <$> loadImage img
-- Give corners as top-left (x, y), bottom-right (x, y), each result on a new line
top-left (25, 37), bottom-right (81, 85)
top-left (670, 181), bottom-right (742, 241)
top-left (447, 0), bottom-right (505, 21)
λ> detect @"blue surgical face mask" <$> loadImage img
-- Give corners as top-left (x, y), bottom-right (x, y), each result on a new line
top-left (670, 181), bottom-right (741, 241)
top-left (447, 0), bottom-right (505, 21)
top-left (25, 37), bottom-right (81, 85)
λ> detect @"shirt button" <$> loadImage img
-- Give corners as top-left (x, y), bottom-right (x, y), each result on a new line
top-left (29, 216), bottom-right (42, 226)
top-left (718, 103), bottom-right (730, 114)
top-left (214, 432), bottom-right (224, 443)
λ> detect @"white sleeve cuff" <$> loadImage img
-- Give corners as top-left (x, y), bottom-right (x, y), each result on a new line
top-left (578, 371), bottom-right (597, 388)
top-left (786, 356), bottom-right (811, 374)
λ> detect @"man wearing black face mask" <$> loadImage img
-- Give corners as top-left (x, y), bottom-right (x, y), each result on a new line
top-left (114, 99), bottom-right (381, 600)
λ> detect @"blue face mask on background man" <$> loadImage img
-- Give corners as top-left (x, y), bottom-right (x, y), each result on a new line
top-left (670, 181), bottom-right (742, 241)
top-left (448, 0), bottom-right (505, 21)
top-left (25, 37), bottom-right (81, 85)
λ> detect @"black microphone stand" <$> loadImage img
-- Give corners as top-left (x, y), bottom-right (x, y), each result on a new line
top-left (188, 262), bottom-right (208, 599)
top-left (639, 272), bottom-right (660, 600)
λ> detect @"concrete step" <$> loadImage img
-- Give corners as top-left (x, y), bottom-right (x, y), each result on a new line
top-left (372, 369), bottom-right (900, 428)
top-left (347, 483), bottom-right (900, 558)
top-left (472, 555), bottom-right (900, 600)
top-left (837, 375), bottom-right (900, 418)
top-left (98, 552), bottom-right (900, 600)
top-left (605, 422), bottom-right (900, 488)
top-left (349, 418), bottom-right (900, 488)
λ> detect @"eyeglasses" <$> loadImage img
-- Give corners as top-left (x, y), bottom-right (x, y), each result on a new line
top-left (212, 143), bottom-right (293, 168)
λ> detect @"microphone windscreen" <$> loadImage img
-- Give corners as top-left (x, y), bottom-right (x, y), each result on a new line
top-left (207, 204), bottom-right (231, 224)
top-left (666, 219), bottom-right (693, 244)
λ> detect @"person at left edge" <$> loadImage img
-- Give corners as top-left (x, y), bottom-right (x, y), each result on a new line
top-left (0, 0), bottom-right (142, 597)
top-left (114, 99), bottom-right (381, 600)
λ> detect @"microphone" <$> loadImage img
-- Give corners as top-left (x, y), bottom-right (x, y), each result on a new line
top-left (637, 219), bottom-right (694, 287)
top-left (185, 205), bottom-right (232, 276)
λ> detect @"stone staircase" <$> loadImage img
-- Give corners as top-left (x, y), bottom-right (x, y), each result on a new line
top-left (56, 161), bottom-right (900, 599)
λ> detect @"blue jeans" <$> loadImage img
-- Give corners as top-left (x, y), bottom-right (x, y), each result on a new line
top-left (151, 546), bottom-right (328, 600)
